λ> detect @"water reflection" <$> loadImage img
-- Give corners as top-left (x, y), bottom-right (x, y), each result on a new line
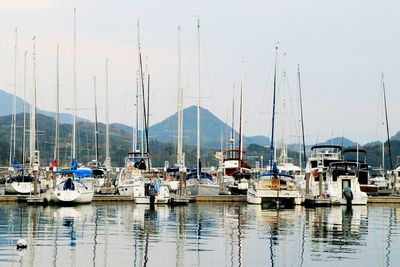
top-left (0, 203), bottom-right (398, 266)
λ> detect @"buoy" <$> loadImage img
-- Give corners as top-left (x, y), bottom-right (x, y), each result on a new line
top-left (16, 239), bottom-right (27, 249)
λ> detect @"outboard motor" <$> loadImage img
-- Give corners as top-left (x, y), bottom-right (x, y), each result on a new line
top-left (343, 187), bottom-right (353, 206)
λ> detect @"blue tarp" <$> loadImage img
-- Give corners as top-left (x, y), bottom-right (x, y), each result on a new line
top-left (11, 158), bottom-right (24, 169)
top-left (53, 168), bottom-right (93, 178)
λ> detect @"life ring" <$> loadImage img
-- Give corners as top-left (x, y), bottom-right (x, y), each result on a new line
top-left (313, 169), bottom-right (319, 178)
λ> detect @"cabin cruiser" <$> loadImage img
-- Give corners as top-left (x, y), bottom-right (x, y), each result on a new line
top-left (327, 161), bottom-right (368, 205)
top-left (303, 145), bottom-right (367, 205)
top-left (302, 145), bottom-right (343, 205)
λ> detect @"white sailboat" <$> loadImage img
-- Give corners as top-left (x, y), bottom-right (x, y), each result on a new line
top-left (6, 33), bottom-right (39, 195)
top-left (185, 19), bottom-right (220, 196)
top-left (50, 9), bottom-right (94, 204)
top-left (247, 46), bottom-right (301, 206)
top-left (117, 20), bottom-right (170, 204)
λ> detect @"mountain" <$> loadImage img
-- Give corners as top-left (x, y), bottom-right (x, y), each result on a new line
top-left (0, 89), bottom-right (88, 124)
top-left (392, 131), bottom-right (400, 141)
top-left (317, 137), bottom-right (356, 148)
top-left (148, 105), bottom-right (269, 149)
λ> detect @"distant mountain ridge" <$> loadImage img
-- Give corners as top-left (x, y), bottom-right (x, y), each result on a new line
top-left (0, 89), bottom-right (88, 124)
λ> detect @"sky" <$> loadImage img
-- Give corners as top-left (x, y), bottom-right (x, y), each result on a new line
top-left (0, 0), bottom-right (399, 145)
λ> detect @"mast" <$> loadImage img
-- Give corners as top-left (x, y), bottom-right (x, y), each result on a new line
top-left (146, 74), bottom-right (150, 156)
top-left (54, 44), bottom-right (60, 162)
top-left (134, 69), bottom-right (139, 152)
top-left (72, 8), bottom-right (77, 160)
top-left (297, 65), bottom-right (307, 169)
top-left (382, 74), bottom-right (393, 170)
top-left (30, 36), bottom-right (37, 170)
top-left (93, 76), bottom-right (99, 167)
top-left (22, 50), bottom-right (27, 172)
top-left (197, 18), bottom-right (201, 178)
top-left (239, 62), bottom-right (244, 167)
top-left (269, 46), bottom-right (278, 172)
top-left (10, 28), bottom-right (18, 165)
top-left (137, 20), bottom-right (145, 157)
top-left (105, 58), bottom-right (111, 168)
top-left (231, 85), bottom-right (235, 154)
top-left (177, 26), bottom-right (184, 166)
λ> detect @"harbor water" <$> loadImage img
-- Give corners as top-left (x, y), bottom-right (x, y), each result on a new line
top-left (0, 203), bottom-right (399, 266)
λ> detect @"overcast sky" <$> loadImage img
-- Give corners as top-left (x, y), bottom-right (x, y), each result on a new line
top-left (0, 0), bottom-right (399, 145)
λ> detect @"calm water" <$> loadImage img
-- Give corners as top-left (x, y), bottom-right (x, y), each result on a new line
top-left (0, 203), bottom-right (398, 267)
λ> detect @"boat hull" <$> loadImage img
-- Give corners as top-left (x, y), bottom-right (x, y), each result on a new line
top-left (186, 183), bottom-right (220, 196)
top-left (5, 182), bottom-right (34, 194)
top-left (247, 187), bottom-right (302, 206)
top-left (51, 189), bottom-right (94, 204)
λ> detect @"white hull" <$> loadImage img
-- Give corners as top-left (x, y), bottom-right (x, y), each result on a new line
top-left (51, 189), bottom-right (94, 204)
top-left (5, 182), bottom-right (34, 194)
top-left (133, 183), bottom-right (170, 204)
top-left (247, 187), bottom-right (302, 205)
top-left (186, 183), bottom-right (220, 196)
top-left (117, 184), bottom-right (136, 196)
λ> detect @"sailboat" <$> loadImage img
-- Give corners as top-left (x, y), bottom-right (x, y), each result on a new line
top-left (6, 32), bottom-right (38, 195)
top-left (50, 9), bottom-right (94, 204)
top-left (117, 20), bottom-right (170, 204)
top-left (272, 70), bottom-right (302, 181)
top-left (164, 26), bottom-right (186, 193)
top-left (247, 46), bottom-right (301, 206)
top-left (185, 19), bottom-right (220, 196)
top-left (86, 76), bottom-right (106, 193)
top-left (370, 74), bottom-right (393, 192)
top-left (221, 65), bottom-right (252, 195)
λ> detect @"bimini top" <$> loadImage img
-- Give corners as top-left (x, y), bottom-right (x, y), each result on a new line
top-left (342, 148), bottom-right (367, 154)
top-left (53, 168), bottom-right (93, 178)
top-left (311, 145), bottom-right (342, 151)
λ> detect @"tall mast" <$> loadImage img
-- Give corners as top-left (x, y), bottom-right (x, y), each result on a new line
top-left (10, 28), bottom-right (18, 165)
top-left (239, 62), bottom-right (244, 166)
top-left (30, 36), bottom-right (37, 169)
top-left (297, 65), bottom-right (307, 169)
top-left (269, 46), bottom-right (278, 172)
top-left (93, 76), bottom-right (99, 167)
top-left (134, 69), bottom-right (139, 152)
top-left (382, 74), bottom-right (393, 170)
top-left (137, 20), bottom-right (145, 157)
top-left (177, 26), bottom-right (184, 166)
top-left (54, 44), bottom-right (60, 161)
top-left (22, 50), bottom-right (27, 171)
top-left (105, 58), bottom-right (110, 162)
top-left (72, 8), bottom-right (77, 160)
top-left (197, 18), bottom-right (201, 178)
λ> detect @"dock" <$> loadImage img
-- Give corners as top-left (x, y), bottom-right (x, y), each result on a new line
top-left (1, 193), bottom-right (400, 204)
top-left (367, 196), bottom-right (400, 204)
top-left (192, 195), bottom-right (246, 202)
top-left (92, 195), bottom-right (134, 202)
